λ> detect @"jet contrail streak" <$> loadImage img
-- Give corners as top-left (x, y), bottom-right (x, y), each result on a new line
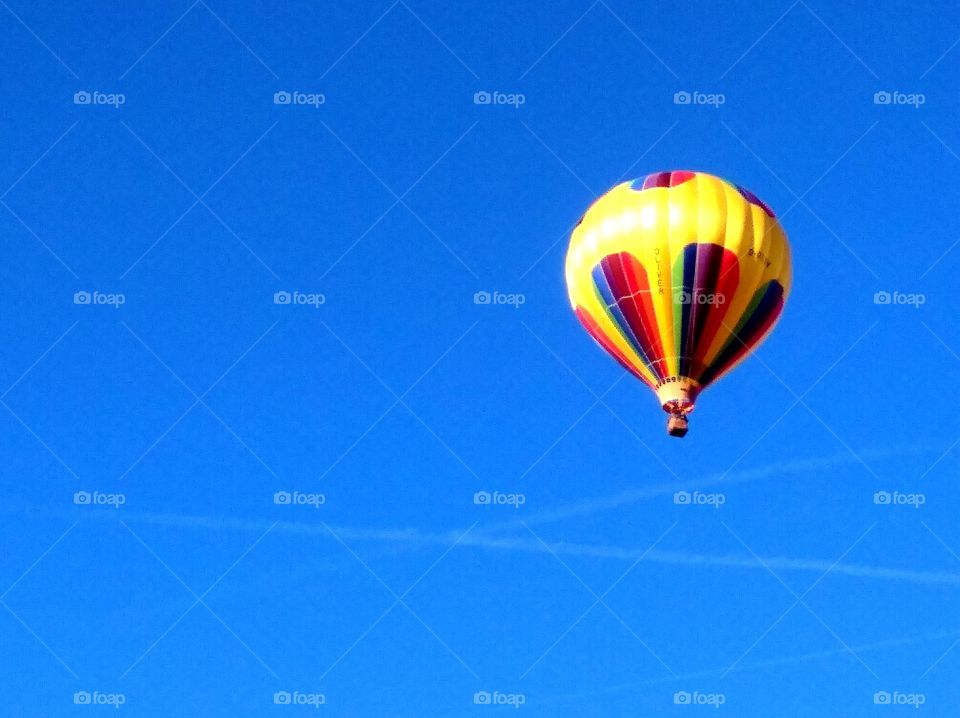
top-left (484, 443), bottom-right (939, 533)
top-left (55, 506), bottom-right (960, 588)
top-left (516, 627), bottom-right (960, 707)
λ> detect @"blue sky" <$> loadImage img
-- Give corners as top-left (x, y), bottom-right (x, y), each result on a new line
top-left (1, 0), bottom-right (959, 715)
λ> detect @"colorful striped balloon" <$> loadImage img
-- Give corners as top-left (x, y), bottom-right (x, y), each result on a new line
top-left (565, 171), bottom-right (792, 437)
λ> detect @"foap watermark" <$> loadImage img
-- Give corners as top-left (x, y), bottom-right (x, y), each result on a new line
top-left (274, 91), bottom-right (325, 108)
top-left (873, 290), bottom-right (925, 308)
top-left (274, 691), bottom-right (326, 707)
top-left (473, 290), bottom-right (525, 308)
top-left (874, 491), bottom-right (925, 509)
top-left (874, 91), bottom-right (925, 108)
top-left (74, 290), bottom-right (125, 308)
top-left (874, 691), bottom-right (925, 708)
top-left (673, 90), bottom-right (725, 108)
top-left (473, 691), bottom-right (526, 708)
top-left (474, 491), bottom-right (526, 508)
top-left (674, 691), bottom-right (725, 708)
top-left (274, 491), bottom-right (326, 508)
top-left (473, 90), bottom-right (525, 108)
top-left (74, 691), bottom-right (126, 708)
top-left (74, 90), bottom-right (125, 108)
top-left (274, 290), bottom-right (326, 308)
top-left (74, 491), bottom-right (126, 509)
top-left (676, 290), bottom-right (726, 306)
top-left (674, 490), bottom-right (725, 508)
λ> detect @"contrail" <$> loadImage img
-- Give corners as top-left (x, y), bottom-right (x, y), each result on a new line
top-left (484, 443), bottom-right (940, 533)
top-left (51, 506), bottom-right (960, 588)
top-left (15, 445), bottom-right (955, 587)
top-left (435, 627), bottom-right (959, 717)
top-left (516, 627), bottom-right (960, 707)
top-left (453, 534), bottom-right (960, 587)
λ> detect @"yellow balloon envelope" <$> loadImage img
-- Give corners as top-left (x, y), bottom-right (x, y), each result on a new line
top-left (565, 171), bottom-right (792, 437)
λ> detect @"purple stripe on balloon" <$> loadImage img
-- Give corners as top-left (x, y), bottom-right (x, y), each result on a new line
top-left (736, 185), bottom-right (775, 217)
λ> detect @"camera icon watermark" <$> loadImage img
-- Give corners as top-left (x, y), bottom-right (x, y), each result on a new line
top-left (473, 690), bottom-right (525, 707)
top-left (274, 290), bottom-right (326, 308)
top-left (673, 490), bottom-right (725, 508)
top-left (873, 90), bottom-right (925, 108)
top-left (474, 491), bottom-right (525, 508)
top-left (74, 90), bottom-right (126, 108)
top-left (473, 90), bottom-right (525, 108)
top-left (73, 691), bottom-right (126, 707)
top-left (273, 90), bottom-right (325, 108)
top-left (873, 290), bottom-right (925, 308)
top-left (473, 290), bottom-right (525, 308)
top-left (873, 690), bottom-right (925, 707)
top-left (675, 290), bottom-right (726, 306)
top-left (673, 90), bottom-right (725, 108)
top-left (873, 490), bottom-right (925, 509)
top-left (274, 490), bottom-right (326, 508)
top-left (74, 290), bottom-right (126, 308)
top-left (673, 690), bottom-right (725, 707)
top-left (274, 690), bottom-right (325, 707)
top-left (74, 491), bottom-right (126, 509)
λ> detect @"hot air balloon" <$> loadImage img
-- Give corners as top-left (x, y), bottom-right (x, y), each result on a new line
top-left (565, 171), bottom-right (791, 437)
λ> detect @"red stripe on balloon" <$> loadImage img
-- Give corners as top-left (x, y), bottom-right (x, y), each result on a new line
top-left (690, 249), bottom-right (740, 379)
top-left (606, 253), bottom-right (667, 379)
top-left (574, 306), bottom-right (654, 388)
top-left (639, 170), bottom-right (696, 190)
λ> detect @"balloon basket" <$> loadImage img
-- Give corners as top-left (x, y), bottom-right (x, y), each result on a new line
top-left (666, 414), bottom-right (689, 438)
